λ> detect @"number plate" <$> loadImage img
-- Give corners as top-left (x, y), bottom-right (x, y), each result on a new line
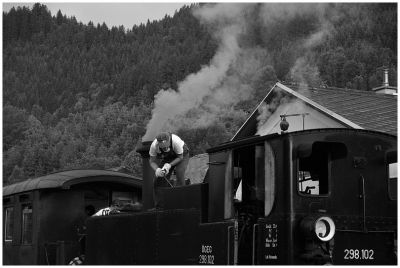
top-left (333, 231), bottom-right (395, 265)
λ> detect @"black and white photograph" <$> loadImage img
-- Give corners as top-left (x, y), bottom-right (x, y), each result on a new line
top-left (2, 1), bottom-right (397, 265)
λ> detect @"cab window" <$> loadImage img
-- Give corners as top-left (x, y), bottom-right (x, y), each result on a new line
top-left (298, 142), bottom-right (346, 196)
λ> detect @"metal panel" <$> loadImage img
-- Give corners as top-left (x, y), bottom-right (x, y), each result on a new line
top-left (86, 209), bottom-right (202, 265)
top-left (197, 221), bottom-right (236, 265)
top-left (157, 210), bottom-right (201, 264)
top-left (207, 151), bottom-right (230, 222)
top-left (86, 212), bottom-right (158, 264)
top-left (332, 231), bottom-right (396, 264)
top-left (160, 183), bottom-right (208, 222)
top-left (255, 217), bottom-right (289, 265)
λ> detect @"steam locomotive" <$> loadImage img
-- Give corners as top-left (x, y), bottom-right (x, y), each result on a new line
top-left (85, 128), bottom-right (397, 265)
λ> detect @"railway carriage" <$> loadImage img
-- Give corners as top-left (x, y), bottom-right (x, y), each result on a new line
top-left (3, 170), bottom-right (142, 265)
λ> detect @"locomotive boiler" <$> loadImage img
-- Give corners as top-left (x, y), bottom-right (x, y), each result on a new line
top-left (85, 128), bottom-right (397, 265)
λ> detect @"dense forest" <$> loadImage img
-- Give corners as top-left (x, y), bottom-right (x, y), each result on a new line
top-left (3, 3), bottom-right (397, 184)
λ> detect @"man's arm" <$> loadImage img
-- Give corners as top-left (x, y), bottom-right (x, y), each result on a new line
top-left (169, 154), bottom-right (183, 167)
top-left (149, 156), bottom-right (160, 171)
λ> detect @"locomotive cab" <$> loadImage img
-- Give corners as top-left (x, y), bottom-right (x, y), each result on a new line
top-left (207, 128), bottom-right (397, 265)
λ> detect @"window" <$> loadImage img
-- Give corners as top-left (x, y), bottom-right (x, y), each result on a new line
top-left (232, 144), bottom-right (265, 218)
top-left (21, 205), bottom-right (33, 244)
top-left (232, 145), bottom-right (265, 203)
top-left (4, 207), bottom-right (14, 242)
top-left (112, 191), bottom-right (137, 205)
top-left (297, 142), bottom-right (346, 196)
top-left (387, 151), bottom-right (397, 200)
top-left (233, 167), bottom-right (243, 202)
top-left (298, 153), bottom-right (329, 196)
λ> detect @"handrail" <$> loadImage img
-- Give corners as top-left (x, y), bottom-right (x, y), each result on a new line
top-left (252, 223), bottom-right (259, 265)
top-left (227, 225), bottom-right (233, 264)
top-left (360, 174), bottom-right (367, 232)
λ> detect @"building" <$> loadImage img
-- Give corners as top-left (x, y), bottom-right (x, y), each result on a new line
top-left (233, 81), bottom-right (397, 140)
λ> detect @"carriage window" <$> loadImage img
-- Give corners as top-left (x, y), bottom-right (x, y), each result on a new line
top-left (112, 191), bottom-right (138, 205)
top-left (387, 151), bottom-right (397, 200)
top-left (21, 205), bottom-right (33, 245)
top-left (297, 142), bottom-right (346, 196)
top-left (4, 207), bottom-right (14, 242)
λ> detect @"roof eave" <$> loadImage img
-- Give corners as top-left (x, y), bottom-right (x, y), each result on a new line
top-left (231, 83), bottom-right (278, 141)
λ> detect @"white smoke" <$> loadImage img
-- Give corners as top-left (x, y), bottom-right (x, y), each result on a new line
top-left (256, 93), bottom-right (311, 136)
top-left (142, 4), bottom-right (253, 141)
top-left (142, 3), bottom-right (332, 141)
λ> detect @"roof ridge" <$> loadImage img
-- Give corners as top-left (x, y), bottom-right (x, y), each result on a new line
top-left (280, 82), bottom-right (397, 98)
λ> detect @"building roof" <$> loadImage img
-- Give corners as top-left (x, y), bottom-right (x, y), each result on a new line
top-left (3, 169), bottom-right (142, 197)
top-left (283, 83), bottom-right (397, 135)
top-left (233, 82), bottom-right (397, 139)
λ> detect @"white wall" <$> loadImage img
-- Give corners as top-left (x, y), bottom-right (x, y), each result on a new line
top-left (256, 100), bottom-right (345, 136)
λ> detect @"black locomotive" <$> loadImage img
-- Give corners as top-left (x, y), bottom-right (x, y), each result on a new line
top-left (85, 128), bottom-right (397, 265)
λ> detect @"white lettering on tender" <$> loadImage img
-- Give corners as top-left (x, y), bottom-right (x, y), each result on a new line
top-left (199, 245), bottom-right (215, 264)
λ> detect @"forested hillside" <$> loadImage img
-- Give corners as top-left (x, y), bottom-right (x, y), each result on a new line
top-left (3, 3), bottom-right (397, 184)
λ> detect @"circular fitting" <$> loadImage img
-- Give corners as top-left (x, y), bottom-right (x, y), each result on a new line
top-left (300, 215), bottom-right (336, 242)
top-left (314, 216), bottom-right (335, 241)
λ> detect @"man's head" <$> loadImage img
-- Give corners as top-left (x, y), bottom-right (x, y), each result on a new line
top-left (156, 132), bottom-right (171, 152)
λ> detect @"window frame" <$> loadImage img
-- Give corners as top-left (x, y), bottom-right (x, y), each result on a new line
top-left (4, 206), bottom-right (14, 243)
top-left (21, 204), bottom-right (33, 245)
top-left (296, 143), bottom-right (334, 198)
top-left (297, 158), bottom-right (332, 198)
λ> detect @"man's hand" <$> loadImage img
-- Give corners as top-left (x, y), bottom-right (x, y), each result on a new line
top-left (155, 168), bottom-right (165, 177)
top-left (162, 163), bottom-right (171, 175)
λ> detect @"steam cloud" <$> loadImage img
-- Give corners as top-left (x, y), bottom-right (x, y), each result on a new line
top-left (143, 3), bottom-right (332, 141)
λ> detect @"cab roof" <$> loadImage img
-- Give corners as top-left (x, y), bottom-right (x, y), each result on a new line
top-left (207, 128), bottom-right (396, 154)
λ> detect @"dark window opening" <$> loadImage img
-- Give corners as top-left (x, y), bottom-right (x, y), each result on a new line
top-left (4, 207), bottom-right (14, 242)
top-left (298, 142), bottom-right (347, 196)
top-left (232, 144), bottom-right (265, 265)
top-left (21, 205), bottom-right (33, 244)
top-left (233, 145), bottom-right (265, 207)
top-left (112, 191), bottom-right (139, 204)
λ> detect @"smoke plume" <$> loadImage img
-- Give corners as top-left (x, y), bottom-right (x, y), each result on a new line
top-left (143, 4), bottom-right (253, 141)
top-left (143, 3), bottom-right (332, 141)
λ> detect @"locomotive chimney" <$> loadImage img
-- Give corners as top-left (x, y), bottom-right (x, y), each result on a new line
top-left (136, 138), bottom-right (155, 210)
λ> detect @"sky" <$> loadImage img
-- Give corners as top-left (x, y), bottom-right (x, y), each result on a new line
top-left (2, 2), bottom-right (190, 29)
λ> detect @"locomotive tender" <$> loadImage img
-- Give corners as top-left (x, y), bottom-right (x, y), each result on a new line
top-left (85, 128), bottom-right (397, 265)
